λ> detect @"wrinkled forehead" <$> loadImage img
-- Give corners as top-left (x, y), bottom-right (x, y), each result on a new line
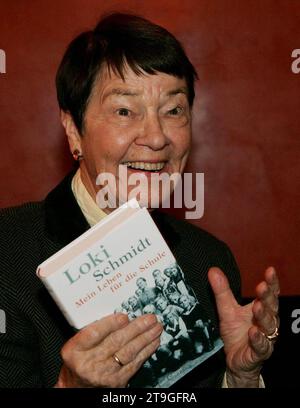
top-left (90, 63), bottom-right (189, 103)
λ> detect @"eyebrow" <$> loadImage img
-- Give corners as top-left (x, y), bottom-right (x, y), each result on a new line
top-left (167, 87), bottom-right (188, 97)
top-left (103, 86), bottom-right (188, 100)
top-left (105, 88), bottom-right (141, 98)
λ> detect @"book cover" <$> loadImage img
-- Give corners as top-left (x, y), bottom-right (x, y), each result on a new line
top-left (37, 199), bottom-right (223, 388)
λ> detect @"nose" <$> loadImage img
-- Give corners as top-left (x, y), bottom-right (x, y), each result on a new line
top-left (135, 112), bottom-right (169, 151)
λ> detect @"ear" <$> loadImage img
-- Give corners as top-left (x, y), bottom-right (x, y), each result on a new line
top-left (60, 110), bottom-right (82, 154)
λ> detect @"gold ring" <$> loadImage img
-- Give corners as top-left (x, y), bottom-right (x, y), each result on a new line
top-left (113, 353), bottom-right (124, 367)
top-left (265, 326), bottom-right (279, 341)
top-left (264, 316), bottom-right (279, 341)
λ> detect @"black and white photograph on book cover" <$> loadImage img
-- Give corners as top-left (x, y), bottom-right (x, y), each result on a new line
top-left (115, 263), bottom-right (222, 388)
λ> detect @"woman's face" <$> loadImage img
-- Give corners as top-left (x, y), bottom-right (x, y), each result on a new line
top-left (65, 65), bottom-right (192, 212)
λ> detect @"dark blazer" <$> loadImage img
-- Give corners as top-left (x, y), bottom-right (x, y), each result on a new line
top-left (0, 173), bottom-right (241, 388)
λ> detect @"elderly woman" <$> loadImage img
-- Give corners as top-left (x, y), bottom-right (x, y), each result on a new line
top-left (0, 13), bottom-right (279, 388)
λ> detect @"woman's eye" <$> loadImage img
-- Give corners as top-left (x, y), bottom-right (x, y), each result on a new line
top-left (168, 106), bottom-right (183, 116)
top-left (117, 108), bottom-right (131, 117)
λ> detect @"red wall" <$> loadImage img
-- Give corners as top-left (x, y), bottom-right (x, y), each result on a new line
top-left (0, 0), bottom-right (299, 296)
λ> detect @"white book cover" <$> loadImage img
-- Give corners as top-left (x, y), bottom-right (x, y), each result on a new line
top-left (37, 200), bottom-right (223, 388)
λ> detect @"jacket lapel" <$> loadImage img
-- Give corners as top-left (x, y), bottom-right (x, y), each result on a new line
top-left (44, 172), bottom-right (90, 246)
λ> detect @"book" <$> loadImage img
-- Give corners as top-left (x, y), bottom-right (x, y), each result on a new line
top-left (37, 199), bottom-right (223, 388)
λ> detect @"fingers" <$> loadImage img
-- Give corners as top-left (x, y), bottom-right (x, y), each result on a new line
top-left (108, 337), bottom-right (162, 387)
top-left (208, 267), bottom-right (238, 316)
top-left (73, 313), bottom-right (129, 350)
top-left (99, 314), bottom-right (160, 358)
top-left (254, 266), bottom-right (280, 330)
top-left (256, 280), bottom-right (279, 314)
top-left (112, 321), bottom-right (163, 365)
top-left (244, 267), bottom-right (280, 370)
top-left (252, 299), bottom-right (278, 336)
top-left (256, 267), bottom-right (280, 299)
top-left (98, 318), bottom-right (163, 387)
top-left (248, 326), bottom-right (273, 362)
top-left (265, 266), bottom-right (280, 296)
top-left (59, 314), bottom-right (163, 388)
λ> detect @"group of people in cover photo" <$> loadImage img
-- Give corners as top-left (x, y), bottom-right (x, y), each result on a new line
top-left (115, 263), bottom-right (219, 387)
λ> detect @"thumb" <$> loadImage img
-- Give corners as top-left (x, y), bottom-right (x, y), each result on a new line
top-left (208, 267), bottom-right (238, 317)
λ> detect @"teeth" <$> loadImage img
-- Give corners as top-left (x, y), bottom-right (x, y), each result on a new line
top-left (122, 162), bottom-right (165, 171)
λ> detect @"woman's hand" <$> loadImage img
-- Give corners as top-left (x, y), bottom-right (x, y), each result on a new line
top-left (55, 313), bottom-right (163, 388)
top-left (208, 266), bottom-right (280, 387)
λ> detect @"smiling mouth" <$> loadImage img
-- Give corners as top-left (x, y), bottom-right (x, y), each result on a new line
top-left (121, 161), bottom-right (166, 172)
